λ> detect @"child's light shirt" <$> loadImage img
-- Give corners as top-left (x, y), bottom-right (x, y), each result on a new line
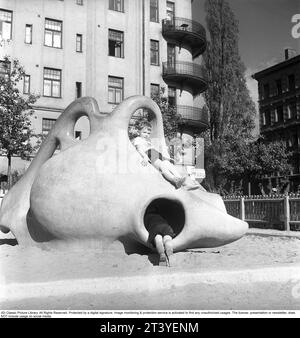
top-left (132, 136), bottom-right (151, 153)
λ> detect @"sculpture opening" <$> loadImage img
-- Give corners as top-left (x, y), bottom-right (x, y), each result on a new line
top-left (144, 198), bottom-right (185, 237)
top-left (74, 116), bottom-right (90, 140)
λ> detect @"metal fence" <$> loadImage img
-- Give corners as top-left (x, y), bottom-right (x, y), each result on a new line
top-left (162, 17), bottom-right (207, 40)
top-left (162, 61), bottom-right (205, 79)
top-left (223, 195), bottom-right (300, 231)
top-left (176, 105), bottom-right (209, 126)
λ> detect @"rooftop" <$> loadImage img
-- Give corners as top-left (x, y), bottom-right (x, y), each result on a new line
top-left (252, 54), bottom-right (300, 80)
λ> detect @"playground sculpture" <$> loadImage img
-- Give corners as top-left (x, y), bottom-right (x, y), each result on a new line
top-left (0, 96), bottom-right (248, 251)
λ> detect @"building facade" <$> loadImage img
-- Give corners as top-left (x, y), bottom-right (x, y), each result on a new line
top-left (253, 50), bottom-right (300, 191)
top-left (0, 0), bottom-right (208, 178)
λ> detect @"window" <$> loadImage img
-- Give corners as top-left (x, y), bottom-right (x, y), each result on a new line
top-left (44, 18), bottom-right (62, 48)
top-left (288, 74), bottom-right (295, 91)
top-left (75, 131), bottom-right (82, 139)
top-left (288, 134), bottom-right (297, 148)
top-left (0, 9), bottom-right (12, 40)
top-left (263, 83), bottom-right (270, 99)
top-left (23, 75), bottom-right (30, 94)
top-left (76, 0), bottom-right (83, 5)
top-left (150, 83), bottom-right (160, 97)
top-left (42, 118), bottom-right (56, 134)
top-left (168, 86), bottom-right (176, 106)
top-left (150, 0), bottom-right (159, 23)
top-left (43, 68), bottom-right (62, 97)
top-left (150, 40), bottom-right (159, 65)
top-left (262, 112), bottom-right (266, 126)
top-left (76, 82), bottom-right (82, 98)
top-left (109, 0), bottom-right (124, 12)
top-left (276, 106), bottom-right (283, 122)
top-left (265, 109), bottom-right (271, 125)
top-left (288, 103), bottom-right (297, 120)
top-left (166, 2), bottom-right (175, 25)
top-left (0, 59), bottom-right (10, 77)
top-left (108, 76), bottom-right (123, 104)
top-left (76, 34), bottom-right (82, 52)
top-left (274, 109), bottom-right (279, 123)
top-left (108, 29), bottom-right (124, 58)
top-left (287, 105), bottom-right (292, 120)
top-left (167, 43), bottom-right (176, 66)
top-left (276, 79), bottom-right (282, 95)
top-left (25, 24), bottom-right (32, 44)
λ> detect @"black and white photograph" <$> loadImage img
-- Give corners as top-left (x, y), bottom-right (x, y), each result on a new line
top-left (0, 0), bottom-right (299, 321)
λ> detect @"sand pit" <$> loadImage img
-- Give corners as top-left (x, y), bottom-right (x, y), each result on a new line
top-left (0, 230), bottom-right (300, 310)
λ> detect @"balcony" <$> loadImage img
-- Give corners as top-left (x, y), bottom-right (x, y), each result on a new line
top-left (177, 105), bottom-right (209, 132)
top-left (162, 61), bottom-right (207, 96)
top-left (162, 17), bottom-right (207, 58)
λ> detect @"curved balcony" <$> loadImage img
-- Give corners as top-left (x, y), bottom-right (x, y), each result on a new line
top-left (162, 17), bottom-right (207, 58)
top-left (162, 61), bottom-right (207, 96)
top-left (177, 105), bottom-right (209, 132)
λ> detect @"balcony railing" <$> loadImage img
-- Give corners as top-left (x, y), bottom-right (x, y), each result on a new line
top-left (162, 61), bottom-right (207, 95)
top-left (162, 17), bottom-right (206, 57)
top-left (177, 105), bottom-right (209, 131)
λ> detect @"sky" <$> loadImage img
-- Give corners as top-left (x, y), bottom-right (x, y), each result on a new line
top-left (192, 0), bottom-right (300, 110)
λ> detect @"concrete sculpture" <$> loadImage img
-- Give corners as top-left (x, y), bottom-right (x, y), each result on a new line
top-left (0, 96), bottom-right (248, 251)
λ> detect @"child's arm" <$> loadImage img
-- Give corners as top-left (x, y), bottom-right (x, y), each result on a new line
top-left (132, 137), bottom-right (151, 165)
top-left (135, 145), bottom-right (151, 165)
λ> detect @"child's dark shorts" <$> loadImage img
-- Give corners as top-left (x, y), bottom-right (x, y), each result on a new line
top-left (147, 148), bottom-right (165, 163)
top-left (146, 148), bottom-right (175, 164)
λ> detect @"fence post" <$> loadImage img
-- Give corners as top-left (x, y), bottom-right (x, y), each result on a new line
top-left (240, 197), bottom-right (245, 221)
top-left (284, 195), bottom-right (290, 232)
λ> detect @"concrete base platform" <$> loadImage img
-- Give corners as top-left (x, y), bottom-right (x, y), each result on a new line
top-left (1, 265), bottom-right (300, 310)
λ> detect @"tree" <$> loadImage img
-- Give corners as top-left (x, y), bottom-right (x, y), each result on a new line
top-left (203, 132), bottom-right (292, 195)
top-left (0, 56), bottom-right (39, 188)
top-left (228, 138), bottom-right (292, 194)
top-left (201, 0), bottom-right (292, 194)
top-left (245, 139), bottom-right (292, 180)
top-left (201, 0), bottom-right (256, 192)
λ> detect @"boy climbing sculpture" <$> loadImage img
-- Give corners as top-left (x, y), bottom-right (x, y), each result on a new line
top-left (144, 205), bottom-right (175, 266)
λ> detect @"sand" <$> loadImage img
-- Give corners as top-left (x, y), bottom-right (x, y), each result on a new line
top-left (0, 231), bottom-right (300, 310)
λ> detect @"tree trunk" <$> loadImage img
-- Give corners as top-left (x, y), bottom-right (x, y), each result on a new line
top-left (7, 155), bottom-right (12, 189)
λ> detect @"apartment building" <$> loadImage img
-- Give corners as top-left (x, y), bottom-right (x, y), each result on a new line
top-left (253, 49), bottom-right (300, 190)
top-left (0, 0), bottom-right (208, 179)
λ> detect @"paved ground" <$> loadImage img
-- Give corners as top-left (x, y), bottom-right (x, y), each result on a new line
top-left (0, 230), bottom-right (299, 310)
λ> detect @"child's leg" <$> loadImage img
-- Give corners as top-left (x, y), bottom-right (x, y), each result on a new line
top-left (161, 160), bottom-right (182, 178)
top-left (154, 234), bottom-right (168, 266)
top-left (154, 234), bottom-right (164, 256)
top-left (153, 159), bottom-right (184, 187)
top-left (163, 235), bottom-right (173, 257)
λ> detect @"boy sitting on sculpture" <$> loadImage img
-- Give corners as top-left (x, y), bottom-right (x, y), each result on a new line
top-left (132, 122), bottom-right (199, 190)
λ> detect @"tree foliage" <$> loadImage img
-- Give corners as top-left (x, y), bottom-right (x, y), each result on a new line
top-left (151, 88), bottom-right (181, 141)
top-left (128, 88), bottom-right (181, 142)
top-left (203, 0), bottom-right (256, 143)
top-left (0, 56), bottom-right (39, 188)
